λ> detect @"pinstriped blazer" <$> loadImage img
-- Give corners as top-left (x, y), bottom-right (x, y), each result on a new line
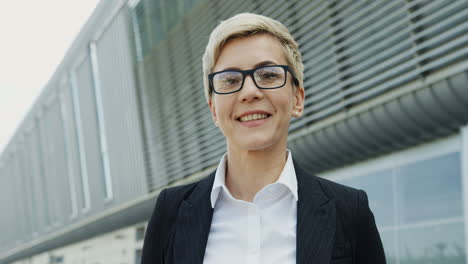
top-left (141, 162), bottom-right (386, 264)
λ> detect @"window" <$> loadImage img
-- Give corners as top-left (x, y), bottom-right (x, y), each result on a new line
top-left (135, 249), bottom-right (142, 264)
top-left (326, 138), bottom-right (464, 264)
top-left (49, 255), bottom-right (64, 264)
top-left (136, 226), bottom-right (146, 241)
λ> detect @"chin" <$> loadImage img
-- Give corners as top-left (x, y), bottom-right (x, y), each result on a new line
top-left (234, 137), bottom-right (279, 152)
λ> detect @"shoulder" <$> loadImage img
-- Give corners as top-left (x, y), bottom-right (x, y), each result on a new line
top-left (159, 181), bottom-right (200, 206)
top-left (313, 175), bottom-right (381, 239)
top-left (314, 175), bottom-right (360, 198)
top-left (314, 175), bottom-right (369, 218)
top-left (153, 174), bottom-right (213, 214)
top-left (294, 161), bottom-right (370, 224)
top-left (293, 159), bottom-right (364, 211)
top-left (145, 181), bottom-right (199, 234)
top-left (294, 161), bottom-right (363, 208)
top-left (315, 177), bottom-right (386, 262)
top-left (315, 176), bottom-right (365, 206)
top-left (141, 174), bottom-right (214, 263)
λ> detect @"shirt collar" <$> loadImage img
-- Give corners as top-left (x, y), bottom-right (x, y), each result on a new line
top-left (210, 150), bottom-right (298, 208)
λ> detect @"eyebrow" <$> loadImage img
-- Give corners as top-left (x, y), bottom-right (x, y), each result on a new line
top-left (220, 60), bottom-right (278, 71)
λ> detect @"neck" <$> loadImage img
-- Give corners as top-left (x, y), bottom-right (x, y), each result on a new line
top-left (225, 143), bottom-right (288, 202)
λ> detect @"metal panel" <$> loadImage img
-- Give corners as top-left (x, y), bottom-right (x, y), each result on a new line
top-left (70, 70), bottom-right (92, 212)
top-left (74, 55), bottom-right (107, 212)
top-left (176, 1), bottom-right (221, 172)
top-left (39, 95), bottom-right (73, 226)
top-left (155, 40), bottom-right (187, 183)
top-left (22, 130), bottom-right (40, 237)
top-left (0, 186), bottom-right (162, 263)
top-left (27, 118), bottom-right (52, 234)
top-left (89, 41), bottom-right (113, 202)
top-left (9, 144), bottom-right (29, 243)
top-left (0, 0), bottom-right (143, 259)
top-left (59, 83), bottom-right (80, 220)
top-left (136, 51), bottom-right (166, 189)
top-left (15, 140), bottom-right (35, 241)
top-left (290, 70), bottom-right (468, 173)
top-left (0, 155), bottom-right (17, 250)
top-left (94, 10), bottom-right (147, 203)
top-left (0, 164), bottom-right (5, 249)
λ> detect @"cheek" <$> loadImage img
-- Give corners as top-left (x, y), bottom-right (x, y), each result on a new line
top-left (275, 95), bottom-right (294, 113)
top-left (214, 98), bottom-right (232, 121)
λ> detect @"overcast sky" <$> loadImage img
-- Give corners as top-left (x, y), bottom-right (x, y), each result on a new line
top-left (0, 0), bottom-right (99, 154)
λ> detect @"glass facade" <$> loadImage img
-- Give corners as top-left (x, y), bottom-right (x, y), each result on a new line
top-left (338, 152), bottom-right (464, 264)
top-left (131, 0), bottom-right (201, 60)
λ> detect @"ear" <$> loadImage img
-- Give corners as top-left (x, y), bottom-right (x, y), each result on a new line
top-left (292, 86), bottom-right (305, 118)
top-left (208, 97), bottom-right (218, 127)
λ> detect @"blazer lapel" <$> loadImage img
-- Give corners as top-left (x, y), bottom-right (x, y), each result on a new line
top-left (295, 163), bottom-right (337, 264)
top-left (173, 173), bottom-right (215, 264)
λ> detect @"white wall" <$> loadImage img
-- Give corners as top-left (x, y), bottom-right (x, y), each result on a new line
top-left (10, 222), bottom-right (146, 264)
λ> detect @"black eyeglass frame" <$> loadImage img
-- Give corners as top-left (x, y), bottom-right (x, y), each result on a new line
top-left (208, 65), bottom-right (299, 95)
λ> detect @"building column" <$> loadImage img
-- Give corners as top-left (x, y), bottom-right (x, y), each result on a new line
top-left (462, 124), bottom-right (468, 263)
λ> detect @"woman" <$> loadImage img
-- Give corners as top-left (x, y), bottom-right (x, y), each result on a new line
top-left (141, 13), bottom-right (386, 264)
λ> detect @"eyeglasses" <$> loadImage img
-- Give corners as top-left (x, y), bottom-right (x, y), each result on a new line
top-left (208, 65), bottom-right (298, 95)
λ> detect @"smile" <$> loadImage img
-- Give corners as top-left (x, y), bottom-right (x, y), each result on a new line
top-left (239, 113), bottom-right (270, 122)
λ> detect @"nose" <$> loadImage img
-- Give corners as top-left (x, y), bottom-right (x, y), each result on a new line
top-left (239, 75), bottom-right (263, 102)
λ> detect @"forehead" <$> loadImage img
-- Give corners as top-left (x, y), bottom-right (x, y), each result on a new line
top-left (213, 34), bottom-right (287, 71)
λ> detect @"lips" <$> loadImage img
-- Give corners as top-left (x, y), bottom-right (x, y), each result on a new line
top-left (236, 111), bottom-right (272, 123)
top-left (239, 113), bottom-right (269, 122)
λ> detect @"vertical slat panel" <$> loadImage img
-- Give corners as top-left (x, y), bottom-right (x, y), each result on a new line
top-left (0, 156), bottom-right (16, 249)
top-left (22, 132), bottom-right (39, 236)
top-left (70, 70), bottom-right (92, 213)
top-left (184, 4), bottom-right (220, 169)
top-left (11, 147), bottom-right (28, 242)
top-left (34, 114), bottom-right (53, 231)
top-left (16, 140), bottom-right (34, 240)
top-left (41, 100), bottom-right (59, 225)
top-left (38, 96), bottom-right (73, 225)
top-left (28, 120), bottom-right (50, 233)
top-left (170, 22), bottom-right (203, 176)
top-left (157, 40), bottom-right (186, 182)
top-left (60, 81), bottom-right (82, 220)
top-left (95, 10), bottom-right (147, 203)
top-left (74, 56), bottom-right (106, 212)
top-left (51, 96), bottom-right (73, 222)
top-left (137, 51), bottom-right (168, 189)
top-left (0, 164), bottom-right (5, 249)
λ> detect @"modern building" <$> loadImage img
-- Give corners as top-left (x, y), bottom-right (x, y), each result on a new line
top-left (1, 0), bottom-right (467, 263)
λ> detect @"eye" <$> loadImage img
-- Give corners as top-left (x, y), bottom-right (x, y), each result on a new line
top-left (224, 77), bottom-right (241, 85)
top-left (213, 71), bottom-right (242, 89)
top-left (259, 72), bottom-right (279, 79)
top-left (256, 68), bottom-right (282, 83)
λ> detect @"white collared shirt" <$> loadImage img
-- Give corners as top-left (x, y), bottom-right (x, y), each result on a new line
top-left (203, 151), bottom-right (298, 264)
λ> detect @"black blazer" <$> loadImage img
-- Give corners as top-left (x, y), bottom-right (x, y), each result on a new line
top-left (141, 162), bottom-right (386, 264)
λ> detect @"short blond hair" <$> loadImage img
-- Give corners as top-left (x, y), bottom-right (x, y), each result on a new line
top-left (202, 13), bottom-right (304, 102)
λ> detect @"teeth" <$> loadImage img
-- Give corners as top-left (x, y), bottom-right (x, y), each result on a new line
top-left (239, 114), bottom-right (269, 122)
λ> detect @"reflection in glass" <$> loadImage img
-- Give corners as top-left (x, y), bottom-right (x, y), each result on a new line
top-left (399, 222), bottom-right (465, 264)
top-left (334, 151), bottom-right (464, 263)
top-left (397, 153), bottom-right (462, 224)
top-left (131, 0), bottom-right (202, 59)
top-left (380, 231), bottom-right (397, 264)
top-left (340, 170), bottom-right (394, 227)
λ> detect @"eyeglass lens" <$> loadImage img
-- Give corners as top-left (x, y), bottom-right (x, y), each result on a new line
top-left (213, 66), bottom-right (286, 93)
